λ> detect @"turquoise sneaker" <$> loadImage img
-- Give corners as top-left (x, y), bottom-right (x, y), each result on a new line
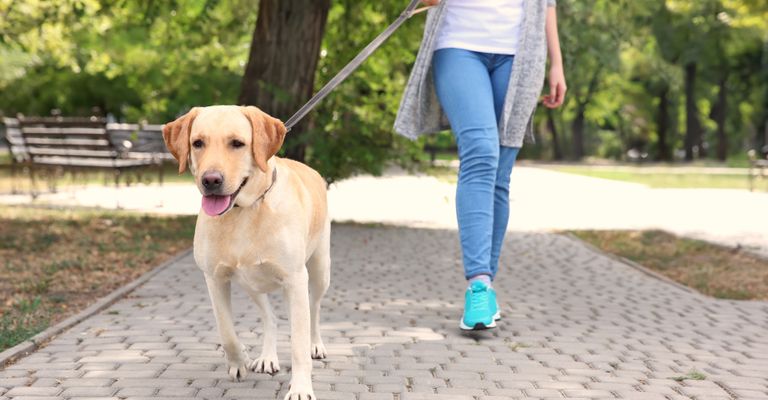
top-left (489, 287), bottom-right (501, 321)
top-left (460, 281), bottom-right (497, 330)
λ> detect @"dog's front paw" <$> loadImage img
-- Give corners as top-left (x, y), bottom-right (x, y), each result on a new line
top-left (250, 354), bottom-right (280, 375)
top-left (224, 347), bottom-right (252, 381)
top-left (284, 382), bottom-right (315, 400)
top-left (311, 341), bottom-right (327, 359)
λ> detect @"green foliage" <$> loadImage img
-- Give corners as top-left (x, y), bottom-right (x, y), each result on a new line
top-left (0, 0), bottom-right (767, 179)
top-left (531, 0), bottom-right (768, 162)
top-left (0, 0), bottom-right (257, 121)
top-left (306, 0), bottom-right (431, 181)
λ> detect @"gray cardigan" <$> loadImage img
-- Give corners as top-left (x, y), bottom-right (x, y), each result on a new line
top-left (394, 0), bottom-right (556, 147)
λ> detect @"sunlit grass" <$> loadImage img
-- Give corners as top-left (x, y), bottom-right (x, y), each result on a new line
top-left (549, 165), bottom-right (751, 189)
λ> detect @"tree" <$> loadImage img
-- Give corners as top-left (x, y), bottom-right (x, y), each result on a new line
top-left (556, 0), bottom-right (635, 160)
top-left (238, 0), bottom-right (331, 162)
top-left (0, 0), bottom-right (257, 120)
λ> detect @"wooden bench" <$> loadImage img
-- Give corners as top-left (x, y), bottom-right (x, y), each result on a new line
top-left (423, 144), bottom-right (455, 166)
top-left (106, 122), bottom-right (172, 184)
top-left (3, 115), bottom-right (165, 193)
top-left (1, 117), bottom-right (30, 193)
top-left (748, 148), bottom-right (768, 192)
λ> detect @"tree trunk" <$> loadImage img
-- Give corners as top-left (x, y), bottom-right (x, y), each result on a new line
top-left (569, 69), bottom-right (601, 161)
top-left (712, 75), bottom-right (728, 161)
top-left (656, 86), bottom-right (671, 161)
top-left (683, 62), bottom-right (702, 161)
top-left (238, 0), bottom-right (331, 162)
top-left (571, 107), bottom-right (585, 160)
top-left (546, 108), bottom-right (563, 160)
top-left (760, 38), bottom-right (768, 155)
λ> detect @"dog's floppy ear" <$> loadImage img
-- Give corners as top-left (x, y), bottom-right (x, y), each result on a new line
top-left (162, 107), bottom-right (199, 173)
top-left (241, 106), bottom-right (287, 172)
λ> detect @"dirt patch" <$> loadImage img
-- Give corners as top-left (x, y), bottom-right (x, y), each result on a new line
top-left (0, 206), bottom-right (195, 351)
top-left (570, 230), bottom-right (768, 300)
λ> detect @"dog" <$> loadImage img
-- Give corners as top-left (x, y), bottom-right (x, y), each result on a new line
top-left (162, 105), bottom-right (331, 400)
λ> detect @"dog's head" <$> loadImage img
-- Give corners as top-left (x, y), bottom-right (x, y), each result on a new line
top-left (162, 105), bottom-right (286, 217)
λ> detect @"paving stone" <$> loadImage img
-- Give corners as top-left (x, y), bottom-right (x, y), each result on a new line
top-left (156, 387), bottom-right (197, 397)
top-left (68, 397), bottom-right (121, 400)
top-left (2, 228), bottom-right (768, 400)
top-left (60, 387), bottom-right (116, 397)
top-left (4, 387), bottom-right (62, 397)
top-left (115, 387), bottom-right (156, 397)
top-left (111, 378), bottom-right (190, 388)
top-left (358, 394), bottom-right (394, 400)
top-left (195, 387), bottom-right (224, 398)
top-left (6, 397), bottom-right (60, 400)
top-left (223, 388), bottom-right (278, 398)
top-left (59, 379), bottom-right (113, 388)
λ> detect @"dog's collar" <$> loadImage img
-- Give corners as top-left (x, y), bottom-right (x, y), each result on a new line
top-left (234, 167), bottom-right (277, 208)
top-left (256, 167), bottom-right (278, 202)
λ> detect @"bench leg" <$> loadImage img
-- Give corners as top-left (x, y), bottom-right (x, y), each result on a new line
top-left (48, 167), bottom-right (61, 193)
top-left (10, 162), bottom-right (18, 194)
top-left (29, 166), bottom-right (38, 199)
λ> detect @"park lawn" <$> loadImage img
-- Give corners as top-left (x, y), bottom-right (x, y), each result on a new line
top-left (0, 206), bottom-right (196, 352)
top-left (550, 165), bottom-right (749, 189)
top-left (424, 165), bottom-right (458, 184)
top-left (0, 163), bottom-right (193, 194)
top-left (571, 230), bottom-right (768, 300)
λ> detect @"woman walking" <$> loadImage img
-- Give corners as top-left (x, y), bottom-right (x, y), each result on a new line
top-left (394, 0), bottom-right (566, 330)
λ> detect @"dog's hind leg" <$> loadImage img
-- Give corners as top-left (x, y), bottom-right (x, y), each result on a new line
top-left (203, 274), bottom-right (252, 381)
top-left (244, 291), bottom-right (280, 375)
top-left (307, 220), bottom-right (331, 360)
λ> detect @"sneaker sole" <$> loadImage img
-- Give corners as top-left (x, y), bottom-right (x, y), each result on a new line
top-left (460, 319), bottom-right (497, 331)
top-left (493, 311), bottom-right (501, 321)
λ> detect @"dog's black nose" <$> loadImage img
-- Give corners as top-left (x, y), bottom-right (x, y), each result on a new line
top-left (202, 171), bottom-right (223, 192)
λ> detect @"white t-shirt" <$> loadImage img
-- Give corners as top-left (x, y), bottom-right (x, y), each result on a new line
top-left (435, 0), bottom-right (525, 55)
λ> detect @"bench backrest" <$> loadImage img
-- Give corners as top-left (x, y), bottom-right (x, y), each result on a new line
top-left (106, 123), bottom-right (166, 154)
top-left (1, 117), bottom-right (29, 163)
top-left (17, 116), bottom-right (117, 162)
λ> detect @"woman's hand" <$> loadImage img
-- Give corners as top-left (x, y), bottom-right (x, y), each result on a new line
top-left (543, 5), bottom-right (565, 109)
top-left (542, 63), bottom-right (566, 108)
top-left (421, 0), bottom-right (440, 5)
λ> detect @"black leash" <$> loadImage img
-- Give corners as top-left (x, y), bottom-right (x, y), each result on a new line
top-left (283, 0), bottom-right (432, 131)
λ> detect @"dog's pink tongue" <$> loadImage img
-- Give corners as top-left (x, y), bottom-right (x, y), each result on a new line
top-left (201, 195), bottom-right (231, 216)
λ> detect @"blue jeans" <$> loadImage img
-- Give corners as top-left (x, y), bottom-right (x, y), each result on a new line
top-left (433, 48), bottom-right (520, 280)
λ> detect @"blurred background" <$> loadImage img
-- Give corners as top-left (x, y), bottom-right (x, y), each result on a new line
top-left (0, 0), bottom-right (766, 182)
top-left (1, 0), bottom-right (768, 354)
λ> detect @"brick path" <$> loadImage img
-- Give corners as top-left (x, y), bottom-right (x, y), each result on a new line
top-left (2, 225), bottom-right (768, 399)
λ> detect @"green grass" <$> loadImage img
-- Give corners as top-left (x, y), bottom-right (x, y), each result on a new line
top-left (0, 297), bottom-right (49, 351)
top-left (423, 165), bottom-right (458, 184)
top-left (550, 166), bottom-right (751, 189)
top-left (670, 370), bottom-right (707, 382)
top-left (0, 162), bottom-right (193, 194)
top-left (424, 162), bottom-right (758, 189)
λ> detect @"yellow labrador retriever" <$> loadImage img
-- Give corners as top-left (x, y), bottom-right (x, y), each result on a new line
top-left (162, 105), bottom-right (330, 400)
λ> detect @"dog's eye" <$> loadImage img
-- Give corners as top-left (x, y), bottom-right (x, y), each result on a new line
top-left (192, 139), bottom-right (204, 149)
top-left (231, 140), bottom-right (245, 149)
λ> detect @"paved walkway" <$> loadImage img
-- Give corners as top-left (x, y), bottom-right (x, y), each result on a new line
top-left (2, 166), bottom-right (766, 257)
top-left (2, 226), bottom-right (768, 399)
